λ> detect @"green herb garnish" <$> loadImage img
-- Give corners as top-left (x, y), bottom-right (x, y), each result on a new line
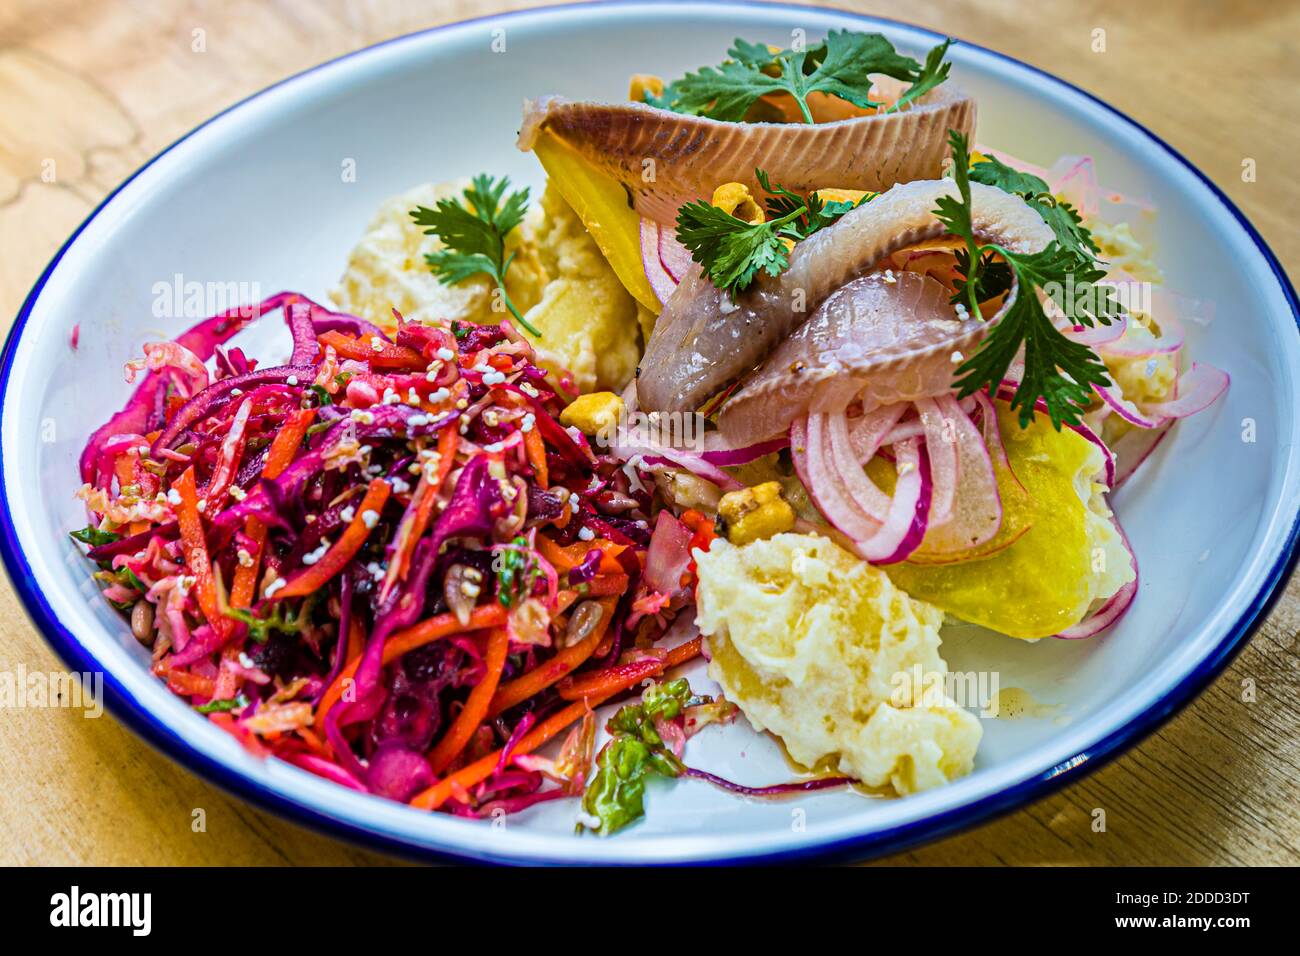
top-left (223, 592), bottom-right (318, 644)
top-left (70, 526), bottom-right (121, 548)
top-left (675, 168), bottom-right (873, 297)
top-left (579, 678), bottom-right (693, 836)
top-left (195, 694), bottom-right (249, 715)
top-left (411, 175), bottom-right (540, 337)
top-left (651, 31), bottom-right (953, 124)
top-left (937, 131), bottom-right (1122, 428)
top-left (494, 536), bottom-right (539, 608)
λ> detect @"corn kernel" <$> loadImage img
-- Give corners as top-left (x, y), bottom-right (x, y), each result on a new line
top-left (629, 74), bottom-right (665, 102)
top-left (559, 391), bottom-right (625, 440)
top-left (710, 182), bottom-right (765, 225)
top-left (719, 481), bottom-right (795, 545)
top-left (812, 187), bottom-right (873, 206)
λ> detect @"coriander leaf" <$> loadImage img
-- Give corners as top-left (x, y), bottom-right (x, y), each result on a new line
top-left (662, 30), bottom-right (952, 124)
top-left (410, 174), bottom-right (541, 337)
top-left (941, 131), bottom-right (1117, 428)
top-left (892, 38), bottom-right (953, 111)
top-left (969, 153), bottom-right (1101, 259)
top-left (675, 199), bottom-right (801, 295)
top-left (70, 526), bottom-right (121, 548)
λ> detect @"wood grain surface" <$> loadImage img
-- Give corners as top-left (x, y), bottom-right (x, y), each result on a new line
top-left (1, 0), bottom-right (1297, 866)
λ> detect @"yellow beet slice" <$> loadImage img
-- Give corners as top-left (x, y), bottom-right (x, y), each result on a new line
top-left (881, 403), bottom-right (1105, 639)
top-left (530, 130), bottom-right (661, 314)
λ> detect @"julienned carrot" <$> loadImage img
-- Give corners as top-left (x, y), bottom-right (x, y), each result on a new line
top-left (410, 635), bottom-right (705, 811)
top-left (537, 534), bottom-right (624, 575)
top-left (273, 478), bottom-right (391, 600)
top-left (317, 330), bottom-right (424, 369)
top-left (523, 426), bottom-right (548, 488)
top-left (557, 656), bottom-right (667, 702)
top-left (486, 597), bottom-right (615, 718)
top-left (428, 627), bottom-right (510, 774)
top-left (386, 426), bottom-right (457, 593)
top-left (174, 467), bottom-right (227, 638)
top-left (313, 604), bottom-right (507, 737)
top-left (230, 408), bottom-right (315, 608)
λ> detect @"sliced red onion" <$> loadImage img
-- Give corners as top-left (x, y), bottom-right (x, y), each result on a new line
top-left (1111, 420), bottom-right (1172, 488)
top-left (1062, 311), bottom-right (1127, 348)
top-left (644, 510), bottom-right (694, 596)
top-left (915, 397), bottom-right (957, 526)
top-left (1097, 309), bottom-right (1184, 357)
top-left (799, 413), bottom-right (879, 540)
top-left (1055, 513), bottom-right (1138, 639)
top-left (616, 435), bottom-right (743, 491)
top-left (698, 433), bottom-right (789, 466)
top-left (1138, 362), bottom-right (1229, 420)
top-left (828, 408), bottom-right (892, 523)
top-left (849, 402), bottom-right (908, 461)
top-left (913, 393), bottom-right (1003, 554)
top-left (853, 438), bottom-right (931, 564)
top-left (640, 219), bottom-right (679, 305)
top-left (657, 227), bottom-right (694, 282)
top-left (1093, 383), bottom-right (1168, 429)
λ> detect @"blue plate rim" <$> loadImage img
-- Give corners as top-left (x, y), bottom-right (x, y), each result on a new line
top-left (0, 0), bottom-right (1296, 866)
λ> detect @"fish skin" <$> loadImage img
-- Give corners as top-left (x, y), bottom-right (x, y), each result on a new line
top-left (517, 77), bottom-right (975, 226)
top-left (637, 179), bottom-right (1055, 421)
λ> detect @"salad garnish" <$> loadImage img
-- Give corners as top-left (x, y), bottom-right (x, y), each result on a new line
top-left (648, 30), bottom-right (954, 123)
top-left (938, 131), bottom-right (1122, 427)
top-left (410, 174), bottom-right (541, 336)
top-left (675, 168), bottom-right (872, 296)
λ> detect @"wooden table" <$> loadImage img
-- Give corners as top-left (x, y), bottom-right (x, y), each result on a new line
top-left (1, 0), bottom-right (1297, 866)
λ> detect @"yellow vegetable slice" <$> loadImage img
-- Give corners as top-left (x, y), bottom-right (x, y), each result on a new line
top-left (881, 402), bottom-right (1105, 639)
top-left (530, 130), bottom-right (661, 314)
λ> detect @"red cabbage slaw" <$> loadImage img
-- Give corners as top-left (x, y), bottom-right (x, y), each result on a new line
top-left (72, 293), bottom-right (735, 817)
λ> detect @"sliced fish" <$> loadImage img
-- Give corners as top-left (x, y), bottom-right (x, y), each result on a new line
top-left (638, 179), bottom-right (1054, 418)
top-left (517, 77), bottom-right (975, 226)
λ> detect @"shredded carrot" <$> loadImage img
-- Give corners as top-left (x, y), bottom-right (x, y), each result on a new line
top-left (173, 467), bottom-right (227, 638)
top-left (487, 597), bottom-right (615, 718)
top-left (317, 330), bottom-right (424, 369)
top-left (230, 408), bottom-right (315, 608)
top-left (411, 636), bottom-right (704, 810)
top-left (557, 656), bottom-right (669, 701)
top-left (537, 534), bottom-right (624, 574)
top-left (388, 426), bottom-right (458, 590)
top-left (523, 426), bottom-right (548, 488)
top-left (428, 627), bottom-right (510, 773)
top-left (274, 478), bottom-right (390, 600)
top-left (313, 605), bottom-right (507, 737)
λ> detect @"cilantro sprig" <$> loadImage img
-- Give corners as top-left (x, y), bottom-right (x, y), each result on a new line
top-left (410, 175), bottom-right (541, 337)
top-left (675, 168), bottom-right (873, 297)
top-left (937, 131), bottom-right (1122, 428)
top-left (650, 31), bottom-right (953, 124)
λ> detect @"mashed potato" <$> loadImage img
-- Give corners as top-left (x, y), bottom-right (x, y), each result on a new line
top-left (695, 533), bottom-right (982, 795)
top-left (331, 180), bottom-right (641, 393)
